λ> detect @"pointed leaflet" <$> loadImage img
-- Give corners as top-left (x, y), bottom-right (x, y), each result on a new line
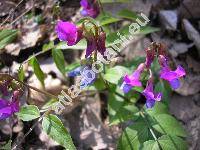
top-left (42, 114), bottom-right (76, 150)
top-left (52, 49), bottom-right (66, 75)
top-left (17, 105), bottom-right (40, 121)
top-left (30, 56), bottom-right (45, 86)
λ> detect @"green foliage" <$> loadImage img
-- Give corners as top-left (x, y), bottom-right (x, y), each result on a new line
top-left (0, 29), bottom-right (18, 49)
top-left (30, 56), bottom-right (45, 86)
top-left (118, 120), bottom-right (153, 150)
top-left (42, 114), bottom-right (76, 150)
top-left (42, 41), bottom-right (54, 52)
top-left (55, 40), bottom-right (86, 50)
top-left (17, 105), bottom-right (40, 121)
top-left (52, 49), bottom-right (66, 75)
top-left (18, 64), bottom-right (25, 82)
top-left (97, 13), bottom-right (120, 26)
top-left (100, 0), bottom-right (131, 3)
top-left (118, 9), bottom-right (139, 20)
top-left (142, 135), bottom-right (188, 150)
top-left (104, 66), bottom-right (130, 84)
top-left (0, 140), bottom-right (11, 150)
top-left (152, 114), bottom-right (187, 137)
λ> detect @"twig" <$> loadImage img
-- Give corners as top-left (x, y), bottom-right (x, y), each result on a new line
top-left (11, 110), bottom-right (52, 150)
top-left (10, 6), bottom-right (33, 26)
top-left (0, 0), bottom-right (25, 27)
top-left (0, 73), bottom-right (58, 99)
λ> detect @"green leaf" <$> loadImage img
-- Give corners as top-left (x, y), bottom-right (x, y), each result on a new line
top-left (30, 57), bottom-right (45, 86)
top-left (118, 9), bottom-right (138, 20)
top-left (42, 99), bottom-right (58, 112)
top-left (142, 135), bottom-right (188, 150)
top-left (65, 62), bottom-right (80, 73)
top-left (152, 114), bottom-right (187, 137)
top-left (117, 120), bottom-right (153, 150)
top-left (17, 105), bottom-right (40, 121)
top-left (42, 41), bottom-right (54, 52)
top-left (110, 104), bottom-right (139, 125)
top-left (100, 0), bottom-right (131, 3)
top-left (106, 25), bottom-right (159, 47)
top-left (104, 66), bottom-right (130, 84)
top-left (52, 49), bottom-right (66, 75)
top-left (97, 13), bottom-right (120, 26)
top-left (145, 102), bottom-right (169, 116)
top-left (93, 78), bottom-right (106, 90)
top-left (139, 26), bottom-right (160, 35)
top-left (0, 140), bottom-right (12, 150)
top-left (55, 39), bottom-right (86, 50)
top-left (18, 65), bottom-right (25, 82)
top-left (0, 29), bottom-right (18, 49)
top-left (42, 114), bottom-right (76, 150)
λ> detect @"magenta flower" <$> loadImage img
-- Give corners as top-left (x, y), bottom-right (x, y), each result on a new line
top-left (159, 55), bottom-right (186, 89)
top-left (55, 21), bottom-right (82, 46)
top-left (142, 79), bottom-right (162, 108)
top-left (0, 91), bottom-right (20, 120)
top-left (121, 63), bottom-right (145, 93)
top-left (80, 0), bottom-right (100, 18)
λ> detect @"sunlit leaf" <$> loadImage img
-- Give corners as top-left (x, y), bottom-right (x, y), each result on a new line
top-left (55, 39), bottom-right (86, 50)
top-left (30, 57), bottom-right (45, 86)
top-left (142, 135), bottom-right (188, 150)
top-left (42, 41), bottom-right (54, 52)
top-left (18, 64), bottom-right (25, 82)
top-left (17, 105), bottom-right (40, 121)
top-left (52, 49), bottom-right (66, 75)
top-left (42, 114), bottom-right (76, 150)
top-left (152, 114), bottom-right (187, 137)
top-left (104, 66), bottom-right (130, 84)
top-left (118, 9), bottom-right (138, 20)
top-left (0, 29), bottom-right (18, 49)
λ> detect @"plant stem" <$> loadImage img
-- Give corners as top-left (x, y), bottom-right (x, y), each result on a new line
top-left (0, 73), bottom-right (58, 99)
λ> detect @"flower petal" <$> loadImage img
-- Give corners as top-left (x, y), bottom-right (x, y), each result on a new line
top-left (120, 82), bottom-right (132, 93)
top-left (68, 67), bottom-right (81, 77)
top-left (169, 78), bottom-right (180, 89)
top-left (160, 69), bottom-right (178, 81)
top-left (146, 99), bottom-right (155, 108)
top-left (55, 21), bottom-right (78, 46)
top-left (175, 65), bottom-right (186, 77)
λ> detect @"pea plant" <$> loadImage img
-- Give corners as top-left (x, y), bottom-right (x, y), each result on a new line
top-left (0, 0), bottom-right (188, 149)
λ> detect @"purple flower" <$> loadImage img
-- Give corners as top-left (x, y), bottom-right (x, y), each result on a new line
top-left (85, 31), bottom-right (106, 58)
top-left (159, 55), bottom-right (186, 89)
top-left (80, 0), bottom-right (100, 18)
top-left (55, 21), bottom-right (82, 46)
top-left (0, 91), bottom-right (20, 120)
top-left (142, 79), bottom-right (162, 108)
top-left (121, 63), bottom-right (145, 93)
top-left (97, 32), bottom-right (106, 56)
top-left (85, 35), bottom-right (97, 58)
top-left (145, 46), bottom-right (155, 68)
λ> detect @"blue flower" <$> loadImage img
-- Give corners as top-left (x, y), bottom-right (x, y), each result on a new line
top-left (68, 66), bottom-right (96, 89)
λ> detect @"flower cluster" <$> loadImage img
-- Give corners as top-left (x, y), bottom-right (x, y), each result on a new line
top-left (56, 20), bottom-right (106, 58)
top-left (56, 20), bottom-right (106, 88)
top-left (121, 42), bottom-right (186, 108)
top-left (0, 80), bottom-right (20, 120)
top-left (80, 0), bottom-right (100, 18)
